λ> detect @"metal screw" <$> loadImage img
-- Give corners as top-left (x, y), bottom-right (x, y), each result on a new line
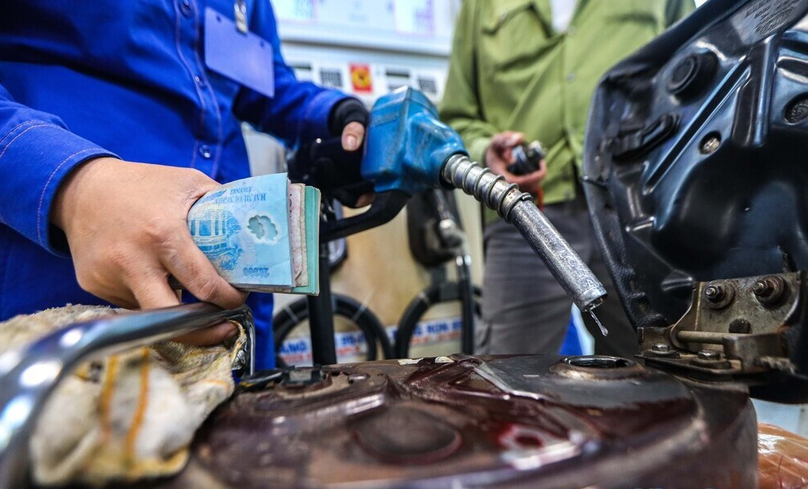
top-left (753, 280), bottom-right (772, 296)
top-left (702, 282), bottom-right (735, 309)
top-left (697, 350), bottom-right (720, 361)
top-left (646, 343), bottom-right (679, 358)
top-left (691, 350), bottom-right (732, 369)
top-left (700, 135), bottom-right (721, 154)
top-left (704, 285), bottom-right (724, 302)
top-left (752, 276), bottom-right (787, 306)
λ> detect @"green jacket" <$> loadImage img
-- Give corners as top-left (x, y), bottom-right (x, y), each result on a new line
top-left (440, 0), bottom-right (695, 214)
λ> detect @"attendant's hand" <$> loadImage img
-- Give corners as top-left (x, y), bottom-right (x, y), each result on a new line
top-left (339, 121), bottom-right (374, 207)
top-left (340, 121), bottom-right (365, 152)
top-left (52, 157), bottom-right (248, 345)
top-left (484, 131), bottom-right (547, 196)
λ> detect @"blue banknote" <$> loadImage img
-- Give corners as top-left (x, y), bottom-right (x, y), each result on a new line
top-left (188, 173), bottom-right (294, 288)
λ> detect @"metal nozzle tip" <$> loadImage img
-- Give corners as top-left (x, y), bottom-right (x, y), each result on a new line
top-left (583, 296), bottom-right (604, 313)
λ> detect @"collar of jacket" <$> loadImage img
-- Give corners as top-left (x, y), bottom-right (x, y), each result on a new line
top-left (483, 0), bottom-right (591, 35)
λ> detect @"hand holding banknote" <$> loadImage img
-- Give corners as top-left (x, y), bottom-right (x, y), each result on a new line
top-left (52, 157), bottom-right (247, 344)
top-left (187, 173), bottom-right (321, 294)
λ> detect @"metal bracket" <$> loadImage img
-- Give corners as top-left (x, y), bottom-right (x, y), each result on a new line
top-left (637, 272), bottom-right (804, 382)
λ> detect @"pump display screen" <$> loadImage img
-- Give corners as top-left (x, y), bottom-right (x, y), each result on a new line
top-left (274, 0), bottom-right (457, 55)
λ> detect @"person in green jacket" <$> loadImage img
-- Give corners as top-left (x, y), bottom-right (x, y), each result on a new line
top-left (440, 0), bottom-right (695, 356)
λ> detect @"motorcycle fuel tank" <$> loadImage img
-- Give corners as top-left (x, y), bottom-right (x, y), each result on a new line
top-left (152, 1), bottom-right (808, 487)
top-left (56, 1), bottom-right (808, 487)
top-left (151, 355), bottom-right (755, 489)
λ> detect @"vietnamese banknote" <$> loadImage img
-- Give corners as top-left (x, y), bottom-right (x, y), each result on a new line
top-left (188, 173), bottom-right (294, 289)
top-left (289, 183), bottom-right (308, 287)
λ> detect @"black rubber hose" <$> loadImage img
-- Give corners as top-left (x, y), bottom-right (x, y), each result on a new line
top-left (273, 294), bottom-right (393, 367)
top-left (394, 284), bottom-right (482, 358)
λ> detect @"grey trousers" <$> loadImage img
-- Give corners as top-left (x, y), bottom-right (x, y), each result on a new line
top-left (477, 193), bottom-right (638, 357)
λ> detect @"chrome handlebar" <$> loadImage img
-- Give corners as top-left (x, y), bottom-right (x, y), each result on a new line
top-left (0, 303), bottom-right (255, 489)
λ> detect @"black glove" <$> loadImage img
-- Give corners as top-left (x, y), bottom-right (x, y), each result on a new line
top-left (328, 98), bottom-right (369, 136)
top-left (290, 98), bottom-right (371, 208)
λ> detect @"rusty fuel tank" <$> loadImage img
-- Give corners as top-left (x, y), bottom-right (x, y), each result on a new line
top-left (150, 354), bottom-right (756, 488)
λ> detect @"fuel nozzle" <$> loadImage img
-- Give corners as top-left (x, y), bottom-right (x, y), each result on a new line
top-left (362, 87), bottom-right (607, 313)
top-left (441, 154), bottom-right (605, 313)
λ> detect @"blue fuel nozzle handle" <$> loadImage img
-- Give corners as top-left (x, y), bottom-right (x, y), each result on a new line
top-left (363, 87), bottom-right (468, 195)
top-left (320, 88), bottom-right (467, 242)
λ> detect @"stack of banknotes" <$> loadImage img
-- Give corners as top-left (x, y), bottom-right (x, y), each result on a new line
top-left (187, 173), bottom-right (320, 294)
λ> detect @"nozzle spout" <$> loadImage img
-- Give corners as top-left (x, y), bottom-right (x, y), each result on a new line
top-left (441, 154), bottom-right (607, 312)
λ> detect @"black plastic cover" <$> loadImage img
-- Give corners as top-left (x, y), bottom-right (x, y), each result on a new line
top-left (583, 0), bottom-right (808, 396)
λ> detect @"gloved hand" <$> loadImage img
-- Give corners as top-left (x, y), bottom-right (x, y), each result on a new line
top-left (326, 98), bottom-right (374, 207)
top-left (330, 98), bottom-right (368, 151)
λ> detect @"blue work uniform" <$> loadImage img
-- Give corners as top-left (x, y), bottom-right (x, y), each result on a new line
top-left (0, 0), bottom-right (350, 369)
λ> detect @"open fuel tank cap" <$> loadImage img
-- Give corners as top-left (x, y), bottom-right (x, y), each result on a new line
top-left (583, 0), bottom-right (808, 403)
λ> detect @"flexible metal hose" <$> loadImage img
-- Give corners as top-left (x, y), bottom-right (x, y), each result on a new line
top-left (441, 154), bottom-right (606, 313)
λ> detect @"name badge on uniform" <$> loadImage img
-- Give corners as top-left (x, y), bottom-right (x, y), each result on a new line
top-left (204, 7), bottom-right (275, 98)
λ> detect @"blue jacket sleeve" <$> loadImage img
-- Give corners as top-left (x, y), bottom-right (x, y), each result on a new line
top-left (0, 84), bottom-right (116, 254)
top-left (232, 1), bottom-right (353, 146)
